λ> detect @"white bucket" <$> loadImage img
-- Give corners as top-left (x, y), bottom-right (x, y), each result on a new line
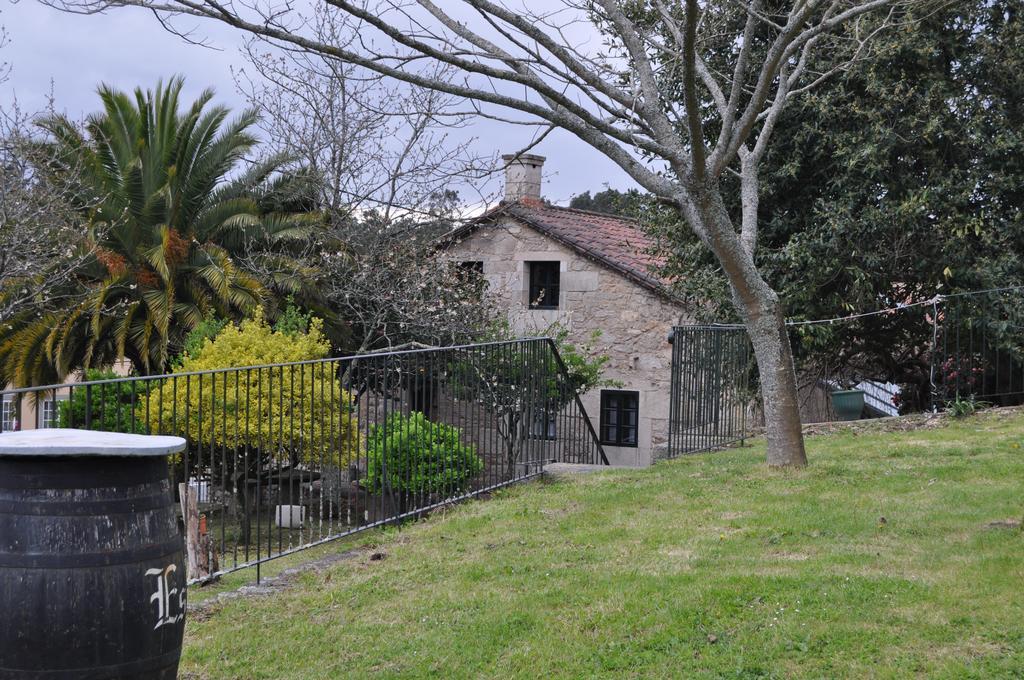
top-left (274, 504), bottom-right (305, 529)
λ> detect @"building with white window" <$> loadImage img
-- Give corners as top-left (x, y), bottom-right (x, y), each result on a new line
top-left (0, 389), bottom-right (70, 432)
top-left (0, 360), bottom-right (132, 433)
top-left (439, 155), bottom-right (693, 466)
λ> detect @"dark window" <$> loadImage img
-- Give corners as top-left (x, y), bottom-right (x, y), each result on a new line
top-left (455, 260), bottom-right (487, 298)
top-left (528, 261), bottom-right (560, 309)
top-left (600, 390), bottom-right (639, 447)
top-left (458, 260), bottom-right (484, 277)
top-left (528, 407), bottom-right (557, 440)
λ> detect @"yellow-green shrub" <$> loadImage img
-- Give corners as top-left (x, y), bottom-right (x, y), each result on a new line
top-left (141, 311), bottom-right (358, 466)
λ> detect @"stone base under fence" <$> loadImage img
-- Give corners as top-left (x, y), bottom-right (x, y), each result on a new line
top-left (543, 462), bottom-right (631, 478)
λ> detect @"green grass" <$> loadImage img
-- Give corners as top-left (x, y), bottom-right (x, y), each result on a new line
top-left (181, 411), bottom-right (1024, 678)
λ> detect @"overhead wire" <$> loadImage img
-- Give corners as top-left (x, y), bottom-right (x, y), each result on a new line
top-left (782, 284), bottom-right (1024, 327)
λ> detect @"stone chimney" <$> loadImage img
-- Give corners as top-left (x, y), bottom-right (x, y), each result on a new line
top-left (501, 153), bottom-right (545, 203)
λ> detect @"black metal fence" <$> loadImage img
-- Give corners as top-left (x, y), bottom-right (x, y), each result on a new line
top-left (667, 325), bottom-right (751, 456)
top-left (787, 289), bottom-right (1024, 417)
top-left (0, 338), bottom-right (606, 583)
top-left (664, 290), bottom-right (1024, 447)
top-left (932, 289), bottom-right (1024, 407)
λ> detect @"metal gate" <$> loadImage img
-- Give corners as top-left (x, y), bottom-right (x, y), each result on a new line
top-left (667, 325), bottom-right (751, 457)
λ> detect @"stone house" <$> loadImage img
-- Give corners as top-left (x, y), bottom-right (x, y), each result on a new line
top-left (439, 155), bottom-right (692, 466)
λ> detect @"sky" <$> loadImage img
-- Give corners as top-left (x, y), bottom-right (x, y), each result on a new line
top-left (0, 1), bottom-right (639, 207)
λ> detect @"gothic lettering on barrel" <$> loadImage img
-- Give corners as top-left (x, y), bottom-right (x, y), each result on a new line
top-left (146, 564), bottom-right (185, 629)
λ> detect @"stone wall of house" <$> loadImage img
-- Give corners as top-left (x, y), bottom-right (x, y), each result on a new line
top-left (444, 215), bottom-right (692, 466)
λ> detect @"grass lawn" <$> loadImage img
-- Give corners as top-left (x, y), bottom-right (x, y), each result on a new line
top-left (181, 411), bottom-right (1024, 679)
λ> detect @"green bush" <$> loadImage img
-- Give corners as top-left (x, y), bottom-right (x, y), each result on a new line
top-left (364, 412), bottom-right (483, 496)
top-left (172, 316), bottom-right (229, 368)
top-left (57, 369), bottom-right (148, 433)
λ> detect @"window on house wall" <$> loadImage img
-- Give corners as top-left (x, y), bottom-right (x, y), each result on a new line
top-left (528, 407), bottom-right (557, 440)
top-left (600, 390), bottom-right (639, 447)
top-left (457, 260), bottom-right (487, 297)
top-left (41, 399), bottom-right (63, 429)
top-left (458, 260), bottom-right (484, 276)
top-left (527, 261), bottom-right (560, 309)
top-left (1, 399), bottom-right (14, 433)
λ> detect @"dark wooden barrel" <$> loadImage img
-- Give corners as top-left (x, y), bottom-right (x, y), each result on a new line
top-left (0, 429), bottom-right (187, 680)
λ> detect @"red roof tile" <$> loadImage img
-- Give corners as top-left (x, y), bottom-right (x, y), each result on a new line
top-left (442, 200), bottom-right (675, 301)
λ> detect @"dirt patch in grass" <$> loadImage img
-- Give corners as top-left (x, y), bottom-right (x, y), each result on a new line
top-left (802, 412), bottom-right (945, 437)
top-left (770, 551), bottom-right (810, 561)
top-left (802, 404), bottom-right (1024, 438)
top-left (188, 547), bottom-right (367, 618)
top-left (540, 502), bottom-right (580, 519)
top-left (984, 518), bottom-right (1022, 530)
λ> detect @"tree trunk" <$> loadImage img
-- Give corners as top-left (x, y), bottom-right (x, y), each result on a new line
top-left (693, 190), bottom-right (807, 467)
top-left (738, 293), bottom-right (807, 467)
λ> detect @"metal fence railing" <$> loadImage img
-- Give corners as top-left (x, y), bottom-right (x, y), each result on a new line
top-left (932, 290), bottom-right (1024, 407)
top-left (0, 338), bottom-right (606, 584)
top-left (667, 325), bottom-right (751, 457)
top-left (664, 289), bottom-right (1024, 443)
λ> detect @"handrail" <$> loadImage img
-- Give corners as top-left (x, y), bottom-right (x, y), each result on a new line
top-left (546, 338), bottom-right (610, 465)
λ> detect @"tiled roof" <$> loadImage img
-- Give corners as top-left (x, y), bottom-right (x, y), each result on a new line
top-left (443, 199), bottom-right (676, 301)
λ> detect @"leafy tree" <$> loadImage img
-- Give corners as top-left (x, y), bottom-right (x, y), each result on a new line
top-left (569, 189), bottom-right (646, 217)
top-left (578, 3), bottom-right (1024, 412)
top-left (754, 1), bottom-right (1024, 408)
top-left (0, 77), bottom-right (317, 387)
top-left (55, 368), bottom-right (148, 433)
top-left (363, 411), bottom-right (483, 502)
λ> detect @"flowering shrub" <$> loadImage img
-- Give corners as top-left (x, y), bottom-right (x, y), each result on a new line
top-left (937, 354), bottom-right (988, 403)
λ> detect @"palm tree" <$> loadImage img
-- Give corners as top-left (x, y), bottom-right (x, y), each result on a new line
top-left (0, 77), bottom-right (317, 386)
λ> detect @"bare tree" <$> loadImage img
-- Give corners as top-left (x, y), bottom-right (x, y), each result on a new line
top-left (228, 13), bottom-right (501, 357)
top-left (0, 31), bottom-right (96, 329)
top-left (323, 229), bottom-right (500, 360)
top-left (48, 0), bottom-right (939, 465)
top-left (233, 10), bottom-right (487, 229)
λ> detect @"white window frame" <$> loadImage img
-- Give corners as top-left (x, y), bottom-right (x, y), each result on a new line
top-left (40, 397), bottom-right (67, 429)
top-left (1, 399), bottom-right (14, 432)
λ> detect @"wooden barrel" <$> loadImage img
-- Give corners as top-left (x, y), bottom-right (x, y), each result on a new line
top-left (0, 429), bottom-right (187, 680)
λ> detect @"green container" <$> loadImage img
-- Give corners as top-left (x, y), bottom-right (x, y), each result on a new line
top-left (831, 389), bottom-right (865, 421)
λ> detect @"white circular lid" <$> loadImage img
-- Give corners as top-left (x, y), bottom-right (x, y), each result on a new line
top-left (0, 428), bottom-right (186, 457)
